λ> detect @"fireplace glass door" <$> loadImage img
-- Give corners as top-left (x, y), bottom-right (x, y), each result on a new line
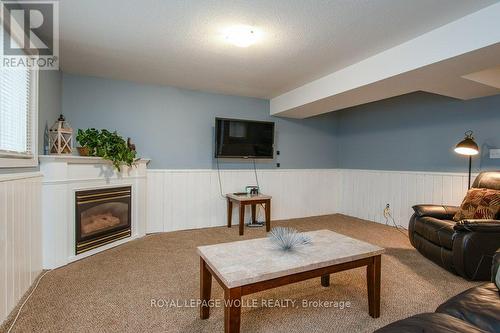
top-left (75, 186), bottom-right (131, 254)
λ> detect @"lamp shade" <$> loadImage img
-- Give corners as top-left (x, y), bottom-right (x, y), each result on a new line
top-left (455, 131), bottom-right (479, 156)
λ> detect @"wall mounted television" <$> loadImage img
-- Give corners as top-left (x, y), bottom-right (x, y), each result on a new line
top-left (215, 118), bottom-right (275, 159)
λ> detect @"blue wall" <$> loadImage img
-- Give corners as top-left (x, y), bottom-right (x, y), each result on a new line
top-left (61, 74), bottom-right (338, 169)
top-left (38, 70), bottom-right (62, 153)
top-left (336, 92), bottom-right (500, 173)
top-left (57, 74), bottom-right (500, 172)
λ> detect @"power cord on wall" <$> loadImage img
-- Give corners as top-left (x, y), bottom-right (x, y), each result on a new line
top-left (216, 158), bottom-right (226, 199)
top-left (217, 158), bottom-right (261, 199)
top-left (217, 158), bottom-right (265, 223)
top-left (6, 270), bottom-right (51, 333)
top-left (383, 204), bottom-right (409, 237)
top-left (252, 159), bottom-right (260, 190)
top-left (252, 159), bottom-right (266, 224)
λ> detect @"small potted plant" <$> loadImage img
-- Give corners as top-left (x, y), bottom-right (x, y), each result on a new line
top-left (76, 128), bottom-right (137, 171)
top-left (76, 128), bottom-right (99, 156)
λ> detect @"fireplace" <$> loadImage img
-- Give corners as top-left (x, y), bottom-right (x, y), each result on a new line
top-left (75, 186), bottom-right (132, 255)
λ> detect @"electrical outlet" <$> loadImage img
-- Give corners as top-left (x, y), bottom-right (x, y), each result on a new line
top-left (490, 149), bottom-right (500, 159)
top-left (383, 204), bottom-right (391, 219)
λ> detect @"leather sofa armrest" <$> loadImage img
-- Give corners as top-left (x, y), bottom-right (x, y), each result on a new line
top-left (493, 248), bottom-right (500, 283)
top-left (452, 229), bottom-right (500, 280)
top-left (412, 205), bottom-right (459, 219)
top-left (454, 220), bottom-right (500, 232)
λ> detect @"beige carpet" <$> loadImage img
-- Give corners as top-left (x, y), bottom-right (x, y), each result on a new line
top-left (1, 214), bottom-right (479, 333)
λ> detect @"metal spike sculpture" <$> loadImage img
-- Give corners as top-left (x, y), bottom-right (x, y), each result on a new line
top-left (268, 227), bottom-right (312, 251)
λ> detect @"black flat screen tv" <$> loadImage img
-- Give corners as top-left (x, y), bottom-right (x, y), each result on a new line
top-left (215, 118), bottom-right (275, 158)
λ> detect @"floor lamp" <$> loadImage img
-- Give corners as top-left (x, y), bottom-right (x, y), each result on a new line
top-left (454, 130), bottom-right (479, 189)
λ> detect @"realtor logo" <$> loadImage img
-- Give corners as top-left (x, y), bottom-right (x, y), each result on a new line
top-left (1, 0), bottom-right (59, 69)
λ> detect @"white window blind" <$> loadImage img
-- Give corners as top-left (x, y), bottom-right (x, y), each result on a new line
top-left (0, 20), bottom-right (35, 159)
top-left (0, 68), bottom-right (32, 155)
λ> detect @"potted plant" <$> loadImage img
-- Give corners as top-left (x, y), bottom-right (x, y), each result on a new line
top-left (75, 128), bottom-right (99, 156)
top-left (76, 128), bottom-right (137, 171)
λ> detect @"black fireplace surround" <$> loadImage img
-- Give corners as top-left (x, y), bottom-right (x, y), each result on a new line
top-left (75, 186), bottom-right (132, 254)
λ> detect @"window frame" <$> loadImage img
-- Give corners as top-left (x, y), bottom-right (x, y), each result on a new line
top-left (0, 7), bottom-right (39, 168)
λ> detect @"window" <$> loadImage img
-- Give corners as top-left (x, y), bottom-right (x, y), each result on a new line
top-left (0, 18), bottom-right (39, 168)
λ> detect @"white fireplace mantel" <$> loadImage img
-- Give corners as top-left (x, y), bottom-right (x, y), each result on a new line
top-left (39, 155), bottom-right (149, 269)
top-left (39, 154), bottom-right (151, 164)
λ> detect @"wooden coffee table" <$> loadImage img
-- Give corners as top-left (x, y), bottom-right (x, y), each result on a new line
top-left (197, 230), bottom-right (384, 333)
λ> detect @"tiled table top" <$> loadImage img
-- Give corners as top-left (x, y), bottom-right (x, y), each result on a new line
top-left (197, 229), bottom-right (385, 288)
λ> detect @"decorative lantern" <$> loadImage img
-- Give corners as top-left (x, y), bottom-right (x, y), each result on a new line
top-left (49, 114), bottom-right (73, 154)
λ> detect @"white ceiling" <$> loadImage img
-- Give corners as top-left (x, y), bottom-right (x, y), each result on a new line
top-left (270, 3), bottom-right (500, 118)
top-left (463, 66), bottom-right (500, 89)
top-left (59, 0), bottom-right (499, 99)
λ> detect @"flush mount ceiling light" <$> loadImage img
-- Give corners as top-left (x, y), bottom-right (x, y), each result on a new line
top-left (222, 25), bottom-right (261, 47)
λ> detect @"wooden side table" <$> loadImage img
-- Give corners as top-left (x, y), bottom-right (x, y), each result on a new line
top-left (226, 193), bottom-right (271, 236)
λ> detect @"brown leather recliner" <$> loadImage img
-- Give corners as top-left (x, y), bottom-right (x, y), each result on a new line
top-left (408, 171), bottom-right (500, 281)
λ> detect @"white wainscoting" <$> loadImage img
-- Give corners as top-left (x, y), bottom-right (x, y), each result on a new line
top-left (147, 168), bottom-right (472, 233)
top-left (0, 173), bottom-right (42, 325)
top-left (146, 169), bottom-right (339, 233)
top-left (336, 169), bottom-right (471, 228)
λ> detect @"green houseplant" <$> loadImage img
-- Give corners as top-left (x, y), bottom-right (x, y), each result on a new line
top-left (76, 128), bottom-right (137, 171)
